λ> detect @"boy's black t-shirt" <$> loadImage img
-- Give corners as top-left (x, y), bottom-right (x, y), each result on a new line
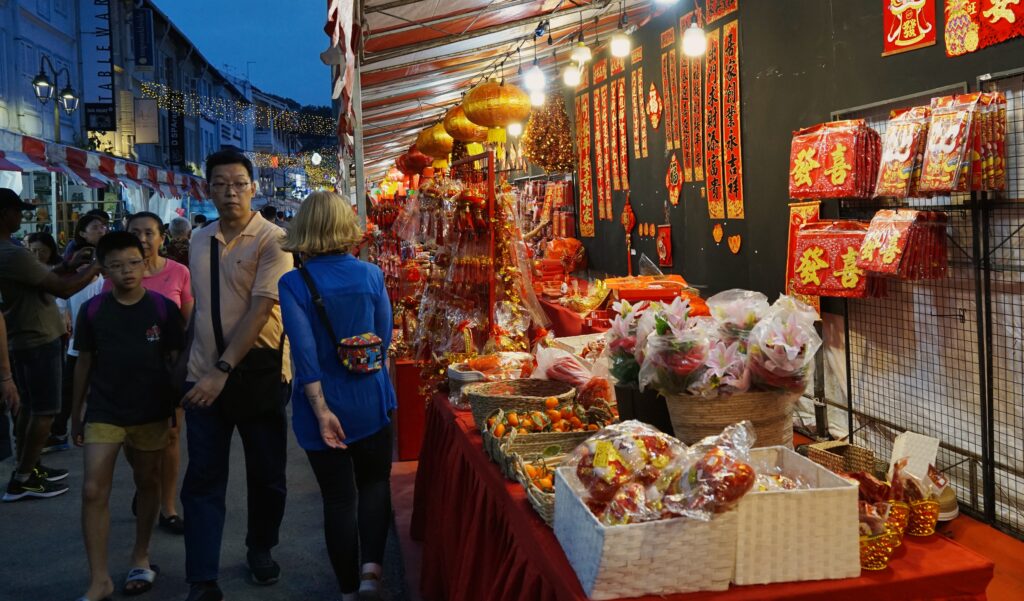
top-left (74, 290), bottom-right (185, 426)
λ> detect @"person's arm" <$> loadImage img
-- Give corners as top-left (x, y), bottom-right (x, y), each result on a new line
top-left (179, 266), bottom-right (195, 324)
top-left (181, 295), bottom-right (275, 408)
top-left (71, 351), bottom-right (93, 447)
top-left (37, 263), bottom-right (103, 299)
top-left (0, 312), bottom-right (19, 415)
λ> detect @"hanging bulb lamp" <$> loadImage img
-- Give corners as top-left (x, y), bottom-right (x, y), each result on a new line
top-left (507, 122), bottom-right (523, 137)
top-left (683, 22), bottom-right (708, 57)
top-left (563, 64), bottom-right (581, 87)
top-left (530, 90), bottom-right (546, 107)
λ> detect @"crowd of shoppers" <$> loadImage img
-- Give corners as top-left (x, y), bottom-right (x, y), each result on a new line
top-left (0, 149), bottom-right (396, 601)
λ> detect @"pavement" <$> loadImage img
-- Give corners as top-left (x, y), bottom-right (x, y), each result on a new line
top-left (0, 415), bottom-right (412, 601)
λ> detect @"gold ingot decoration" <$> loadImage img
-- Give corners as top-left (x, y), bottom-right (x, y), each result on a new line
top-left (443, 105), bottom-right (488, 143)
top-left (415, 123), bottom-right (454, 159)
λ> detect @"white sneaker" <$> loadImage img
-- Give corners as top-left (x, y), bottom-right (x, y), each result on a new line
top-left (358, 573), bottom-right (381, 600)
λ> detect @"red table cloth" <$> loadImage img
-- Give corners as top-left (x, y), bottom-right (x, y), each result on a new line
top-left (539, 298), bottom-right (609, 338)
top-left (410, 396), bottom-right (994, 601)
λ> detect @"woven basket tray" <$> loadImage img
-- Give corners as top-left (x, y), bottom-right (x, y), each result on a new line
top-left (554, 467), bottom-right (737, 599)
top-left (512, 453), bottom-right (565, 525)
top-left (482, 427), bottom-right (590, 479)
top-left (464, 379), bottom-right (576, 432)
top-left (807, 440), bottom-right (876, 475)
top-left (663, 391), bottom-right (800, 447)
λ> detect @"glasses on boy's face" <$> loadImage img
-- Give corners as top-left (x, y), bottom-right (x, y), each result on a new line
top-left (210, 181), bottom-right (253, 193)
top-left (104, 258), bottom-right (145, 272)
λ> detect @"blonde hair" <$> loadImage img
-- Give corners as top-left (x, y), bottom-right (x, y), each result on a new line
top-left (280, 191), bottom-right (363, 255)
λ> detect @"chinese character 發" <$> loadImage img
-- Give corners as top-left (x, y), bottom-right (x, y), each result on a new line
top-left (797, 246), bottom-right (830, 285)
top-left (791, 148), bottom-right (820, 188)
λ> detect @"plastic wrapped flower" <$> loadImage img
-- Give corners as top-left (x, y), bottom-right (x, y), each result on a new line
top-left (688, 341), bottom-right (751, 397)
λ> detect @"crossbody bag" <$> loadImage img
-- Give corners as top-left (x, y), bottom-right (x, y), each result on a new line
top-left (298, 266), bottom-right (383, 374)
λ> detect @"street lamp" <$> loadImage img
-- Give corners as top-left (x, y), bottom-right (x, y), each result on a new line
top-left (31, 54), bottom-right (80, 143)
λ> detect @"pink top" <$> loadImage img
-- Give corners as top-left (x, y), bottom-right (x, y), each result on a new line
top-left (103, 258), bottom-right (193, 309)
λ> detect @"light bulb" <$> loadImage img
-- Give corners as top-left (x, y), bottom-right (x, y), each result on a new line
top-left (683, 23), bottom-right (708, 57)
top-left (610, 32), bottom-right (631, 57)
top-left (311, 152), bottom-right (322, 166)
top-left (570, 41), bottom-right (592, 64)
top-left (507, 122), bottom-right (523, 137)
top-left (524, 64), bottom-right (546, 91)
top-left (563, 65), bottom-right (581, 87)
top-left (530, 90), bottom-right (546, 106)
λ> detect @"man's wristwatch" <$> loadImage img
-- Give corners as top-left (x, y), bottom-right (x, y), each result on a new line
top-left (214, 360), bottom-right (233, 374)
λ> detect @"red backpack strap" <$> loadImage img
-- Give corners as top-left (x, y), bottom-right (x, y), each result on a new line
top-left (84, 291), bottom-right (112, 323)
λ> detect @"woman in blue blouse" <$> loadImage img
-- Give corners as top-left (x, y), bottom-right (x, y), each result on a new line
top-left (278, 191), bottom-right (396, 601)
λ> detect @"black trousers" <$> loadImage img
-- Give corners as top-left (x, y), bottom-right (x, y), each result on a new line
top-left (52, 354), bottom-right (76, 437)
top-left (305, 422), bottom-right (393, 594)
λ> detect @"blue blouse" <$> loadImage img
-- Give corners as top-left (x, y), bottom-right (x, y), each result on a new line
top-left (278, 254), bottom-right (396, 450)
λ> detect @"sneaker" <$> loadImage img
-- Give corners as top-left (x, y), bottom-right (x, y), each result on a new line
top-left (41, 435), bottom-right (70, 454)
top-left (34, 462), bottom-right (69, 482)
top-left (184, 581), bottom-right (223, 601)
top-left (247, 548), bottom-right (280, 585)
top-left (358, 573), bottom-right (382, 600)
top-left (2, 471), bottom-right (69, 502)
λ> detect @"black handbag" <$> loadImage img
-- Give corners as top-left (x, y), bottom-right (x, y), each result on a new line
top-left (210, 237), bottom-right (283, 422)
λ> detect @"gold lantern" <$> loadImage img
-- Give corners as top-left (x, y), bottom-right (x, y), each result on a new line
top-left (415, 123), bottom-right (454, 168)
top-left (462, 79), bottom-right (531, 144)
top-left (443, 105), bottom-right (487, 143)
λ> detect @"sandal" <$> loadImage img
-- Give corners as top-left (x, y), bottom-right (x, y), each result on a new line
top-left (123, 564), bottom-right (160, 596)
top-left (159, 514), bottom-right (185, 535)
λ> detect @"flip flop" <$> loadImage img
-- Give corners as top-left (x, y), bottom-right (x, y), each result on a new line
top-left (123, 564), bottom-right (160, 596)
top-left (74, 597), bottom-right (112, 601)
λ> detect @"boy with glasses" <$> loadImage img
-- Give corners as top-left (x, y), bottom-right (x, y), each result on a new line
top-left (71, 232), bottom-right (185, 601)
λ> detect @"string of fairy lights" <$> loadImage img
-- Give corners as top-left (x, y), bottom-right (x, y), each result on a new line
top-left (139, 82), bottom-right (336, 137)
top-left (247, 149), bottom-right (340, 191)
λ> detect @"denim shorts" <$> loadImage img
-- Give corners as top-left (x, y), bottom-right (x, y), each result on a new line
top-left (10, 338), bottom-right (63, 416)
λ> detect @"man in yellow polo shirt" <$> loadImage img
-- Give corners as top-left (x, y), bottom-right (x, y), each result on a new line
top-left (179, 150), bottom-right (293, 601)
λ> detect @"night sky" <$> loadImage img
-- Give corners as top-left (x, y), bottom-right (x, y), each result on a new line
top-left (155, 0), bottom-right (331, 108)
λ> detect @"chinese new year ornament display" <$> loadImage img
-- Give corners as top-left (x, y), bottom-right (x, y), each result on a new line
top-left (883, 0), bottom-right (936, 56)
top-left (647, 83), bottom-right (663, 129)
top-left (713, 223), bottom-right (724, 244)
top-left (728, 235), bottom-right (742, 255)
top-left (657, 224), bottom-right (673, 267)
top-left (521, 93), bottom-right (576, 173)
top-left (666, 153), bottom-right (683, 205)
top-left (462, 79), bottom-right (532, 145)
top-left (621, 194), bottom-right (637, 276)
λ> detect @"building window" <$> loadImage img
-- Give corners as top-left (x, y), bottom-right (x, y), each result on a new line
top-left (54, 0), bottom-right (67, 16)
top-left (36, 0), bottom-right (50, 20)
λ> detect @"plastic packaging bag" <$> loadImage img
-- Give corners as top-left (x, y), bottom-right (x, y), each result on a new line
top-left (637, 314), bottom-right (712, 396)
top-left (706, 289), bottom-right (769, 350)
top-left (533, 345), bottom-right (592, 387)
top-left (687, 340), bottom-right (751, 398)
top-left (605, 303), bottom-right (642, 387)
top-left (638, 253), bottom-right (664, 276)
top-left (393, 194), bottom-right (422, 243)
top-left (662, 420), bottom-right (758, 520)
top-left (567, 420), bottom-right (688, 525)
top-left (747, 296), bottom-right (821, 392)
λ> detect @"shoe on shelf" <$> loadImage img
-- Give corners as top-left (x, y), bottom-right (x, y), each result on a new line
top-left (3, 471), bottom-right (69, 502)
top-left (41, 435), bottom-right (70, 454)
top-left (34, 462), bottom-right (69, 482)
top-left (358, 572), bottom-right (382, 600)
top-left (184, 581), bottom-right (223, 601)
top-left (247, 548), bottom-right (281, 585)
top-left (159, 514), bottom-right (185, 535)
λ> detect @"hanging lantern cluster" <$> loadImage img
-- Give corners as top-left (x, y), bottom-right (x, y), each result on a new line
top-left (396, 144), bottom-right (432, 177)
top-left (415, 123), bottom-right (455, 169)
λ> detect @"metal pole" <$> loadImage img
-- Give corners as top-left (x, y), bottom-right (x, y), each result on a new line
top-left (353, 66), bottom-right (367, 226)
top-left (54, 101), bottom-right (61, 144)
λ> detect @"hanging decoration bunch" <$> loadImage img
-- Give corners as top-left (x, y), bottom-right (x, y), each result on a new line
top-left (521, 93), bottom-right (577, 173)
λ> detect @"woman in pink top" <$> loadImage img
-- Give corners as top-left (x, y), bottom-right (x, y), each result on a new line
top-left (113, 211), bottom-right (193, 535)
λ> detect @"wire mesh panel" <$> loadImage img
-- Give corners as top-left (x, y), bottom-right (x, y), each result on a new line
top-left (982, 71), bottom-right (1024, 537)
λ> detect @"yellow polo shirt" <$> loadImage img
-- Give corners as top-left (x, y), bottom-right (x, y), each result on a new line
top-left (187, 212), bottom-right (293, 383)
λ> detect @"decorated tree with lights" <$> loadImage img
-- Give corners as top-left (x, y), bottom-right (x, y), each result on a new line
top-left (522, 94), bottom-right (576, 173)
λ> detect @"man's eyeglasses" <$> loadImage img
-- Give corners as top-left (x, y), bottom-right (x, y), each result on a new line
top-left (210, 181), bottom-right (253, 193)
top-left (104, 259), bottom-right (145, 272)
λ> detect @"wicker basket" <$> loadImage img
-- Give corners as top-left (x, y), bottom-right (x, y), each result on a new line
top-left (614, 386), bottom-right (675, 436)
top-left (733, 446), bottom-right (860, 585)
top-left (464, 379), bottom-right (576, 432)
top-left (553, 467), bottom-right (737, 599)
top-left (512, 453), bottom-right (565, 525)
top-left (807, 440), bottom-right (876, 475)
top-left (482, 426), bottom-right (590, 479)
top-left (663, 391), bottom-right (800, 447)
